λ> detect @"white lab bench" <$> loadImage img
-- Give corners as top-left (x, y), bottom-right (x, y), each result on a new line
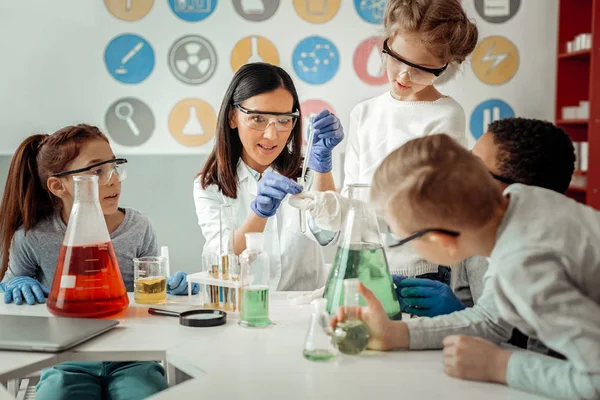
top-left (0, 293), bottom-right (546, 400)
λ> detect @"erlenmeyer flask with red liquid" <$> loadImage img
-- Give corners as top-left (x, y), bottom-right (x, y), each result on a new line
top-left (47, 175), bottom-right (129, 318)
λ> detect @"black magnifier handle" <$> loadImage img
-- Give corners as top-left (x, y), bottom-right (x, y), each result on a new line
top-left (148, 308), bottom-right (181, 317)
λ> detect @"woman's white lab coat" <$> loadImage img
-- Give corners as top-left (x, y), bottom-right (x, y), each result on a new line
top-left (193, 161), bottom-right (331, 291)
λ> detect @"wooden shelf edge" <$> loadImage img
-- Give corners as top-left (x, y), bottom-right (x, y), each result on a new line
top-left (558, 49), bottom-right (592, 59)
top-left (556, 119), bottom-right (589, 125)
top-left (568, 185), bottom-right (587, 193)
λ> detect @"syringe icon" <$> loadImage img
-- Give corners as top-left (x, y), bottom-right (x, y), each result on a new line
top-left (115, 42), bottom-right (144, 75)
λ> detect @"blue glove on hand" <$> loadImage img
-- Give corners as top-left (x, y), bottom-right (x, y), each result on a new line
top-left (250, 172), bottom-right (302, 218)
top-left (167, 271), bottom-right (200, 296)
top-left (399, 278), bottom-right (466, 317)
top-left (392, 274), bottom-right (408, 311)
top-left (0, 276), bottom-right (50, 306)
top-left (308, 110), bottom-right (344, 173)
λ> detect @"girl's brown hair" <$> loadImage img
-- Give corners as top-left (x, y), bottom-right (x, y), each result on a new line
top-left (384, 0), bottom-right (478, 64)
top-left (199, 62), bottom-right (303, 199)
top-left (0, 124), bottom-right (108, 280)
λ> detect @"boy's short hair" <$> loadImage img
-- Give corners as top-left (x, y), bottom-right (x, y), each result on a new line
top-left (371, 134), bottom-right (503, 232)
top-left (488, 118), bottom-right (575, 194)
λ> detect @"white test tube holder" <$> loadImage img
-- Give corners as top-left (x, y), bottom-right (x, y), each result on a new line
top-left (187, 271), bottom-right (242, 313)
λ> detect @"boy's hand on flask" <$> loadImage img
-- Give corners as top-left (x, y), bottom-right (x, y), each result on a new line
top-left (251, 172), bottom-right (302, 218)
top-left (167, 271), bottom-right (200, 295)
top-left (0, 276), bottom-right (50, 305)
top-left (308, 110), bottom-right (344, 173)
top-left (400, 278), bottom-right (466, 317)
top-left (330, 282), bottom-right (396, 351)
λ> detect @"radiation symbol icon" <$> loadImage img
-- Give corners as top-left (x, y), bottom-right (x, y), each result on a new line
top-left (168, 35), bottom-right (218, 85)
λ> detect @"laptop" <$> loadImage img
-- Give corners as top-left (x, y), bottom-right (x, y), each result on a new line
top-left (0, 315), bottom-right (119, 352)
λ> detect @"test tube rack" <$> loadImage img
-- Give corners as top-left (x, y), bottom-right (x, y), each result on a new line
top-left (187, 271), bottom-right (242, 313)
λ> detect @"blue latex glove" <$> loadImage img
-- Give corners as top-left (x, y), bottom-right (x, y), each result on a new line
top-left (167, 271), bottom-right (200, 296)
top-left (250, 172), bottom-right (302, 218)
top-left (392, 274), bottom-right (408, 311)
top-left (0, 276), bottom-right (50, 306)
top-left (307, 110), bottom-right (344, 173)
top-left (400, 278), bottom-right (466, 317)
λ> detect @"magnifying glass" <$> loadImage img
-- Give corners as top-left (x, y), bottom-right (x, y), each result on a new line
top-left (148, 308), bottom-right (227, 327)
top-left (115, 101), bottom-right (141, 136)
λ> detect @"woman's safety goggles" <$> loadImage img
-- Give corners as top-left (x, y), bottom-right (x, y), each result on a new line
top-left (235, 105), bottom-right (299, 132)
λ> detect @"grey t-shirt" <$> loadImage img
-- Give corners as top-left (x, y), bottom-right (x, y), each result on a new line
top-left (3, 208), bottom-right (159, 292)
top-left (453, 255), bottom-right (488, 307)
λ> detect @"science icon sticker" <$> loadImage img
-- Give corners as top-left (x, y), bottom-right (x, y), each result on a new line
top-left (471, 36), bottom-right (519, 86)
top-left (233, 0), bottom-right (279, 22)
top-left (293, 0), bottom-right (341, 24)
top-left (104, 0), bottom-right (154, 21)
top-left (169, 35), bottom-right (218, 85)
top-left (231, 36), bottom-right (279, 72)
top-left (168, 0), bottom-right (217, 22)
top-left (354, 37), bottom-right (387, 85)
top-left (169, 98), bottom-right (217, 148)
top-left (105, 98), bottom-right (155, 146)
top-left (470, 99), bottom-right (515, 140)
top-left (354, 0), bottom-right (386, 24)
top-left (474, 0), bottom-right (521, 24)
top-left (293, 36), bottom-right (339, 85)
top-left (104, 34), bottom-right (154, 84)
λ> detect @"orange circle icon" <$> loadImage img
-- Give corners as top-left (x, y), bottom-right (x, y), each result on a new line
top-left (104, 0), bottom-right (154, 21)
top-left (231, 36), bottom-right (279, 72)
top-left (169, 99), bottom-right (217, 148)
top-left (471, 36), bottom-right (519, 86)
top-left (293, 0), bottom-right (341, 24)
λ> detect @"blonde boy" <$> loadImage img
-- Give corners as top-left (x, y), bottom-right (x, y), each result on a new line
top-left (334, 134), bottom-right (600, 399)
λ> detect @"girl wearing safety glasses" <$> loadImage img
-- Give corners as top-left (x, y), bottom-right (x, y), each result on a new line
top-left (195, 63), bottom-right (339, 291)
top-left (318, 0), bottom-right (478, 282)
top-left (0, 125), bottom-right (178, 399)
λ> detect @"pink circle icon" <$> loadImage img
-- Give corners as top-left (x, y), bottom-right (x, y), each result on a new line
top-left (353, 37), bottom-right (388, 86)
top-left (300, 99), bottom-right (337, 146)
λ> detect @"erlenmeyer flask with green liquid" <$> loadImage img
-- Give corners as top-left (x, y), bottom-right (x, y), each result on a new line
top-left (323, 184), bottom-right (401, 320)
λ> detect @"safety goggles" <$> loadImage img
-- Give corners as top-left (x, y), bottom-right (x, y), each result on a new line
top-left (235, 105), bottom-right (299, 132)
top-left (381, 39), bottom-right (448, 86)
top-left (490, 171), bottom-right (517, 185)
top-left (385, 228), bottom-right (460, 249)
top-left (52, 158), bottom-right (128, 186)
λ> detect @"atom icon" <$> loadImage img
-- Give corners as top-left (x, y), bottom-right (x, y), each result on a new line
top-left (297, 44), bottom-right (337, 73)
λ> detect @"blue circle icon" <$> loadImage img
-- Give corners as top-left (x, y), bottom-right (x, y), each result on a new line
top-left (470, 99), bottom-right (515, 140)
top-left (168, 0), bottom-right (217, 22)
top-left (293, 36), bottom-right (339, 85)
top-left (354, 0), bottom-right (386, 24)
top-left (104, 34), bottom-right (154, 84)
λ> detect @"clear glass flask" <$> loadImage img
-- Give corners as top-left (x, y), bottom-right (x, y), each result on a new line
top-left (303, 298), bottom-right (337, 361)
top-left (333, 278), bottom-right (369, 355)
top-left (323, 184), bottom-right (401, 320)
top-left (239, 232), bottom-right (271, 328)
top-left (47, 175), bottom-right (129, 318)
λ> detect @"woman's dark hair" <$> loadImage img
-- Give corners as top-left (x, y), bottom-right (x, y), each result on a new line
top-left (199, 63), bottom-right (303, 198)
top-left (0, 124), bottom-right (108, 280)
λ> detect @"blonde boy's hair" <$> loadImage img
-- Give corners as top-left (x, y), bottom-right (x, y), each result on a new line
top-left (371, 134), bottom-right (503, 233)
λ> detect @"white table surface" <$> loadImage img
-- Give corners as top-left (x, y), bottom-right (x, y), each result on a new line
top-left (0, 292), bottom-right (546, 399)
top-left (154, 292), bottom-right (545, 400)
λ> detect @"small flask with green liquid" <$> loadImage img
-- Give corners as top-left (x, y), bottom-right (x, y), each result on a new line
top-left (333, 278), bottom-right (369, 355)
top-left (303, 298), bottom-right (337, 361)
top-left (239, 232), bottom-right (271, 328)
